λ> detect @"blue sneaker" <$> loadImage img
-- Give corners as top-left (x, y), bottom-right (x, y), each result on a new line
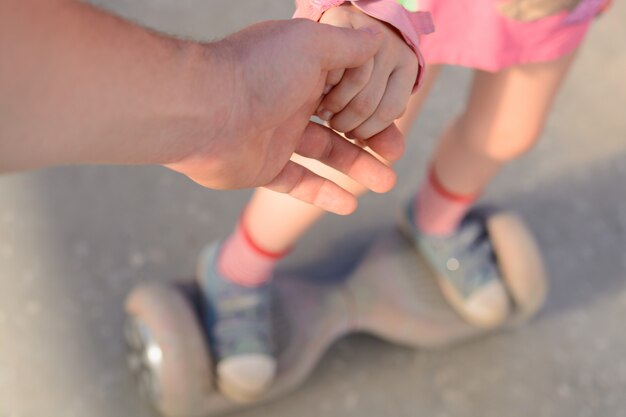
top-left (400, 204), bottom-right (510, 328)
top-left (197, 242), bottom-right (276, 403)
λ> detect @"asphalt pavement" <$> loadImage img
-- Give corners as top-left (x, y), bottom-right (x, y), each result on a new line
top-left (1, 1), bottom-right (625, 416)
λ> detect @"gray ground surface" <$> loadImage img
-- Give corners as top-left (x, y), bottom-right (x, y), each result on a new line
top-left (1, 1), bottom-right (626, 416)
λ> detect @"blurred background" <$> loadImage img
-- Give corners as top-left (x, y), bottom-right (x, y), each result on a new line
top-left (1, 1), bottom-right (625, 416)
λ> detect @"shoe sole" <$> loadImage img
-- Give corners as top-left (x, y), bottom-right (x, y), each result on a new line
top-left (196, 244), bottom-right (271, 404)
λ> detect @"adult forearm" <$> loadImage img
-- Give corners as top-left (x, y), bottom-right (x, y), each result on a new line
top-left (0, 0), bottom-right (230, 172)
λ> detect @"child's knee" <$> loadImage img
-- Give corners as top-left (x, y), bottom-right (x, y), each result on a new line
top-left (457, 116), bottom-right (543, 162)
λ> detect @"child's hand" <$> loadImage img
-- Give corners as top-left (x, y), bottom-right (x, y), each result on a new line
top-left (317, 4), bottom-right (419, 140)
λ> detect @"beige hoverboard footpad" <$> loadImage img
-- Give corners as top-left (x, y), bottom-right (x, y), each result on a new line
top-left (124, 212), bottom-right (547, 417)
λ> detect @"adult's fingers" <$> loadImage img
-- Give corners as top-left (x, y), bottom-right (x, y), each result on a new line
top-left (264, 161), bottom-right (358, 215)
top-left (318, 9), bottom-right (351, 99)
top-left (295, 122), bottom-right (397, 193)
top-left (324, 69), bottom-right (345, 94)
top-left (360, 123), bottom-right (406, 163)
top-left (310, 23), bottom-right (383, 71)
top-left (348, 65), bottom-right (415, 139)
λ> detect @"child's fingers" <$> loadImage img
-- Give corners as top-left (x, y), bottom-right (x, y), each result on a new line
top-left (264, 160), bottom-right (358, 215)
top-left (295, 121), bottom-right (397, 193)
top-left (347, 65), bottom-right (415, 139)
top-left (316, 59), bottom-right (374, 122)
top-left (328, 64), bottom-right (390, 134)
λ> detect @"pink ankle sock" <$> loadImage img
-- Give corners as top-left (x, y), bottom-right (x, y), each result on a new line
top-left (413, 167), bottom-right (479, 237)
top-left (217, 221), bottom-right (288, 287)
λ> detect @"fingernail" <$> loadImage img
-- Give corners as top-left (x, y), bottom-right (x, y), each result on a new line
top-left (323, 84), bottom-right (333, 95)
top-left (318, 109), bottom-right (333, 121)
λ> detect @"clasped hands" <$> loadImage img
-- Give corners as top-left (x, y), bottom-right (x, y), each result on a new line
top-left (168, 10), bottom-right (418, 215)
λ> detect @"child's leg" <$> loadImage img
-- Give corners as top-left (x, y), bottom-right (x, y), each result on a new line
top-left (433, 51), bottom-right (577, 207)
top-left (409, 51), bottom-right (579, 327)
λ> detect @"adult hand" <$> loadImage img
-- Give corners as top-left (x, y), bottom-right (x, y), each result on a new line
top-left (0, 2), bottom-right (405, 215)
top-left (166, 19), bottom-right (405, 215)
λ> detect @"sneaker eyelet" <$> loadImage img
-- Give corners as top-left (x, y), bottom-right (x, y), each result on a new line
top-left (446, 257), bottom-right (460, 271)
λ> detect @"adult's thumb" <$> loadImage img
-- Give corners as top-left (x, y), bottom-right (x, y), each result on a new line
top-left (314, 24), bottom-right (383, 71)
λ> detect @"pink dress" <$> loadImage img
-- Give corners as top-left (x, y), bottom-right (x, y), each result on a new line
top-left (418, 0), bottom-right (607, 71)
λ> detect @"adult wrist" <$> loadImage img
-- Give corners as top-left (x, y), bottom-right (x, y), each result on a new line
top-left (153, 39), bottom-right (238, 167)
